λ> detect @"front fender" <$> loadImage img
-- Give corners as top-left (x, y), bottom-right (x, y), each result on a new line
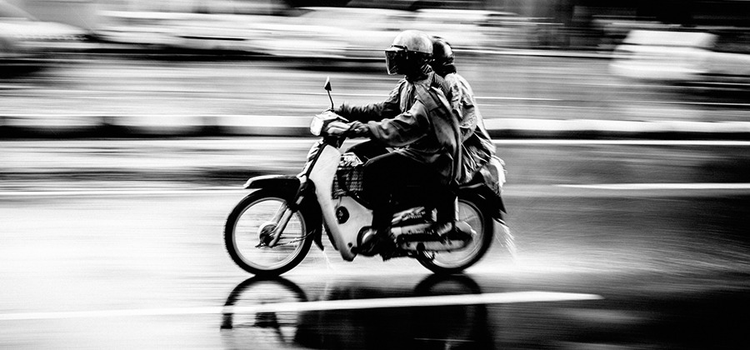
top-left (244, 175), bottom-right (325, 251)
top-left (244, 174), bottom-right (300, 191)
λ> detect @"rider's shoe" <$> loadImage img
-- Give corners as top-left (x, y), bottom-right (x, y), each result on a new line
top-left (357, 227), bottom-right (396, 257)
top-left (374, 227), bottom-right (397, 259)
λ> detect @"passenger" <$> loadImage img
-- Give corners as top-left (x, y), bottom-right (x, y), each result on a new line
top-left (431, 37), bottom-right (496, 185)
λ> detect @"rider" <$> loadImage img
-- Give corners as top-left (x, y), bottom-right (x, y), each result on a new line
top-left (430, 37), bottom-right (496, 185)
top-left (328, 30), bottom-right (462, 254)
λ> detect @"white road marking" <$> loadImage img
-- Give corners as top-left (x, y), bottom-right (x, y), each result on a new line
top-left (493, 140), bottom-right (750, 146)
top-left (0, 187), bottom-right (247, 197)
top-left (0, 291), bottom-right (601, 321)
top-left (558, 183), bottom-right (750, 190)
top-left (2, 182), bottom-right (749, 197)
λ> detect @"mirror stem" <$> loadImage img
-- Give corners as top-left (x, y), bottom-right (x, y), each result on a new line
top-left (324, 76), bottom-right (334, 110)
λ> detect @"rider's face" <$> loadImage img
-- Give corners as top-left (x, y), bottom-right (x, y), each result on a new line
top-left (385, 46), bottom-right (408, 75)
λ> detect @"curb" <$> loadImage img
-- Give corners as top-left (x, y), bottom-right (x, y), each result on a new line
top-left (3, 114), bottom-right (750, 139)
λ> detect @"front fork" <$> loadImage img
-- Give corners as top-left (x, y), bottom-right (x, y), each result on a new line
top-left (251, 139), bottom-right (333, 250)
top-left (265, 203), bottom-right (295, 247)
top-left (261, 176), bottom-right (317, 248)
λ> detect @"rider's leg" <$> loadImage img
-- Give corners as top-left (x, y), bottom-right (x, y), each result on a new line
top-left (362, 152), bottom-right (445, 233)
top-left (345, 139), bottom-right (389, 163)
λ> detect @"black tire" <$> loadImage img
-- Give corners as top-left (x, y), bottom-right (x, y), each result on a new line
top-left (416, 195), bottom-right (494, 274)
top-left (224, 189), bottom-right (314, 277)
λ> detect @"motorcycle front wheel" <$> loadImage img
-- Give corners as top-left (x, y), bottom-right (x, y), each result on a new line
top-left (416, 196), bottom-right (494, 274)
top-left (224, 189), bottom-right (313, 277)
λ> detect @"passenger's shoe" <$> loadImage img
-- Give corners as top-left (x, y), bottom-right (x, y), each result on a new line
top-left (431, 221), bottom-right (474, 239)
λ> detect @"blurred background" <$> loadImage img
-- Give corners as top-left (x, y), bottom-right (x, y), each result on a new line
top-left (1, 0), bottom-right (749, 126)
top-left (3, 1), bottom-right (750, 349)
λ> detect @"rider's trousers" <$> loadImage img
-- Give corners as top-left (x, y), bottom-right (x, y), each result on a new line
top-left (360, 149), bottom-right (455, 231)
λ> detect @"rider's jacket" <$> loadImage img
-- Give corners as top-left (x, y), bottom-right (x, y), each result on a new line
top-left (336, 70), bottom-right (461, 185)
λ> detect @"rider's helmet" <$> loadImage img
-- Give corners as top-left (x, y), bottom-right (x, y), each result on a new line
top-left (431, 37), bottom-right (456, 76)
top-left (385, 30), bottom-right (433, 76)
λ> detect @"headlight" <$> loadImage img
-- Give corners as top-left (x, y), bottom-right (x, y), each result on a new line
top-left (310, 111), bottom-right (345, 136)
top-left (310, 114), bottom-right (325, 136)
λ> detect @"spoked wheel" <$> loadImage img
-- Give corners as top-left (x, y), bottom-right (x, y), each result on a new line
top-left (416, 196), bottom-right (494, 274)
top-left (224, 189), bottom-right (313, 277)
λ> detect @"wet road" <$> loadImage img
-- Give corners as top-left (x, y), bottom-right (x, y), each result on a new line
top-left (2, 139), bottom-right (750, 349)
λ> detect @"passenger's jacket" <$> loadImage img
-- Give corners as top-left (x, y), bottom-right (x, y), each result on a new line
top-left (336, 71), bottom-right (462, 185)
top-left (443, 72), bottom-right (496, 184)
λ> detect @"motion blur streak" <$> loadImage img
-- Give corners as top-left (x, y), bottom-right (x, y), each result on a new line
top-left (3, 0), bottom-right (750, 349)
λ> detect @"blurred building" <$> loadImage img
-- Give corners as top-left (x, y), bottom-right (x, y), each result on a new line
top-left (301, 0), bottom-right (750, 49)
top-left (7, 0), bottom-right (98, 29)
top-left (8, 0), bottom-right (750, 51)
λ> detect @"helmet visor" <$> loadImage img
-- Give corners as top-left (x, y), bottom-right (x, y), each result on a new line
top-left (384, 45), bottom-right (407, 75)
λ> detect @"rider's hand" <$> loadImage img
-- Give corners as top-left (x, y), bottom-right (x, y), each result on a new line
top-left (326, 121), bottom-right (351, 136)
top-left (348, 121), bottom-right (370, 137)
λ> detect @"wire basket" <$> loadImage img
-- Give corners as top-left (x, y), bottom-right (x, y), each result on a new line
top-left (332, 153), bottom-right (364, 197)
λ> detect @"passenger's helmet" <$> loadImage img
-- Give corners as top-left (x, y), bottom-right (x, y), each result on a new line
top-left (385, 30), bottom-right (433, 76)
top-left (431, 37), bottom-right (455, 67)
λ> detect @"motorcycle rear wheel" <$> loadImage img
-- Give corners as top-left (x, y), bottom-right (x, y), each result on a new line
top-left (416, 196), bottom-right (493, 274)
top-left (224, 189), bottom-right (313, 277)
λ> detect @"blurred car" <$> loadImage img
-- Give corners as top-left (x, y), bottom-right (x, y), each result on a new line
top-left (245, 7), bottom-right (413, 60)
top-left (0, 0), bottom-right (87, 65)
top-left (169, 13), bottom-right (281, 52)
top-left (410, 9), bottom-right (500, 52)
top-left (610, 29), bottom-right (750, 86)
top-left (95, 10), bottom-right (186, 49)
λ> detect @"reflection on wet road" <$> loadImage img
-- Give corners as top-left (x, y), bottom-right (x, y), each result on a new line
top-left (220, 275), bottom-right (499, 350)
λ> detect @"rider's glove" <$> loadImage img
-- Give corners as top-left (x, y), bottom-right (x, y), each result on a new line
top-left (326, 121), bottom-right (350, 136)
top-left (346, 121), bottom-right (370, 138)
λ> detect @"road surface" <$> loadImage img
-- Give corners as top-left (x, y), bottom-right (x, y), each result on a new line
top-left (1, 139), bottom-right (749, 349)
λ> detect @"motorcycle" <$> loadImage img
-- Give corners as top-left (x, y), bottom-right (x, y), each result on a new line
top-left (224, 79), bottom-right (509, 276)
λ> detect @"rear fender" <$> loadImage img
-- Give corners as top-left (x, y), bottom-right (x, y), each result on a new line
top-left (459, 185), bottom-right (506, 222)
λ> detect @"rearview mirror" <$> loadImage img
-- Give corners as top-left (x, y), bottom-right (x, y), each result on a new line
top-left (325, 77), bottom-right (334, 110)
